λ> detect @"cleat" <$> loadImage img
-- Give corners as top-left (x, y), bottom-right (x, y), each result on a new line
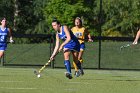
top-left (65, 72), bottom-right (72, 79)
top-left (74, 71), bottom-right (76, 76)
top-left (34, 70), bottom-right (39, 75)
top-left (74, 71), bottom-right (80, 77)
top-left (79, 69), bottom-right (84, 76)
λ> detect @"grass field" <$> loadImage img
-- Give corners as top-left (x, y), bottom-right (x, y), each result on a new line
top-left (0, 67), bottom-right (139, 93)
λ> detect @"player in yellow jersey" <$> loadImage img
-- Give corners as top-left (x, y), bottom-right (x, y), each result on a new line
top-left (71, 17), bottom-right (93, 76)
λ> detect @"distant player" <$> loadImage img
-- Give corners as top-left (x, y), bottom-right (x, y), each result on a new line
top-left (71, 17), bottom-right (93, 75)
top-left (0, 18), bottom-right (14, 58)
top-left (50, 19), bottom-right (83, 79)
top-left (132, 29), bottom-right (140, 45)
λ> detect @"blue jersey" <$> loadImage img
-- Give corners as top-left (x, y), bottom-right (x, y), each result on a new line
top-left (0, 27), bottom-right (8, 47)
top-left (58, 26), bottom-right (80, 52)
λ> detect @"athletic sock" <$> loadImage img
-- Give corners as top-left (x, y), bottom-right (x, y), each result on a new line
top-left (64, 60), bottom-right (71, 73)
top-left (79, 59), bottom-right (83, 63)
top-left (73, 62), bottom-right (78, 71)
top-left (77, 61), bottom-right (84, 75)
top-left (76, 61), bottom-right (82, 70)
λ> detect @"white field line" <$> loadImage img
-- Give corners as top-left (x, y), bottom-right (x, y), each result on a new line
top-left (0, 87), bottom-right (38, 90)
top-left (66, 82), bottom-right (90, 85)
top-left (0, 80), bottom-right (40, 90)
top-left (64, 88), bottom-right (78, 91)
top-left (0, 81), bottom-right (23, 83)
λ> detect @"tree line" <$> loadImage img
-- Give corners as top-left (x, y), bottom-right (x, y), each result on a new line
top-left (0, 0), bottom-right (140, 38)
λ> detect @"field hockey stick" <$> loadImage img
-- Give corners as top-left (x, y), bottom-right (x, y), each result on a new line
top-left (38, 59), bottom-right (52, 73)
top-left (120, 43), bottom-right (133, 51)
top-left (34, 52), bottom-right (59, 77)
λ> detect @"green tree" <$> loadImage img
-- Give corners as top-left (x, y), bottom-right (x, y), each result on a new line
top-left (12, 0), bottom-right (49, 34)
top-left (43, 0), bottom-right (94, 32)
top-left (0, 0), bottom-right (14, 27)
top-left (1, 0), bottom-right (140, 38)
top-left (102, 0), bottom-right (140, 37)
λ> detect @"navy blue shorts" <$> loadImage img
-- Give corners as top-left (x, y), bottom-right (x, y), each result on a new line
top-left (80, 43), bottom-right (85, 50)
top-left (0, 46), bottom-right (7, 51)
top-left (64, 40), bottom-right (80, 52)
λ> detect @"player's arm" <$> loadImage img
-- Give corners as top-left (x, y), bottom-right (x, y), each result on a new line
top-left (85, 29), bottom-right (93, 42)
top-left (8, 28), bottom-right (14, 43)
top-left (71, 27), bottom-right (74, 33)
top-left (133, 29), bottom-right (140, 45)
top-left (50, 33), bottom-right (60, 59)
top-left (59, 26), bottom-right (71, 51)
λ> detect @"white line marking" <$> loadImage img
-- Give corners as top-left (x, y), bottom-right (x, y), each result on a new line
top-left (0, 87), bottom-right (38, 90)
top-left (66, 82), bottom-right (90, 84)
top-left (64, 88), bottom-right (78, 91)
top-left (0, 81), bottom-right (23, 83)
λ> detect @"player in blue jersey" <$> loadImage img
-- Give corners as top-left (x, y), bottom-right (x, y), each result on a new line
top-left (50, 19), bottom-right (83, 79)
top-left (0, 18), bottom-right (14, 58)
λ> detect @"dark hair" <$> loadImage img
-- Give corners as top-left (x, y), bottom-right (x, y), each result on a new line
top-left (0, 17), bottom-right (6, 21)
top-left (75, 17), bottom-right (82, 26)
top-left (52, 19), bottom-right (61, 25)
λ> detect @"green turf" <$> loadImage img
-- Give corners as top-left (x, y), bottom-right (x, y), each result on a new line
top-left (0, 67), bottom-right (139, 93)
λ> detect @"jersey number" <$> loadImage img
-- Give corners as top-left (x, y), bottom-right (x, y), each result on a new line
top-left (75, 33), bottom-right (82, 37)
top-left (0, 36), bottom-right (5, 41)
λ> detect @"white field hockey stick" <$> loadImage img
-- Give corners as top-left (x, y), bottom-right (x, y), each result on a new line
top-left (120, 43), bottom-right (133, 51)
top-left (34, 52), bottom-right (59, 77)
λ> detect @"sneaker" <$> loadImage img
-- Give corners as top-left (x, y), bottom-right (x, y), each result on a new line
top-left (65, 72), bottom-right (72, 79)
top-left (74, 71), bottom-right (80, 77)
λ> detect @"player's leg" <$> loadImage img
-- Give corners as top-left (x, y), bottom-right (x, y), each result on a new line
top-left (63, 50), bottom-right (72, 79)
top-left (72, 50), bottom-right (80, 72)
top-left (78, 50), bottom-right (84, 75)
top-left (78, 43), bottom-right (85, 64)
top-left (72, 51), bottom-right (83, 77)
top-left (78, 50), bottom-right (84, 63)
top-left (0, 46), bottom-right (5, 66)
top-left (73, 43), bottom-right (84, 73)
top-left (78, 43), bottom-right (85, 75)
top-left (0, 51), bottom-right (4, 58)
top-left (71, 51), bottom-right (80, 77)
top-left (72, 50), bottom-right (84, 76)
top-left (0, 46), bottom-right (6, 58)
top-left (72, 61), bottom-right (78, 73)
top-left (133, 30), bottom-right (140, 44)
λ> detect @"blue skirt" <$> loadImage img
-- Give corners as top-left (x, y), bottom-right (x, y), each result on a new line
top-left (63, 40), bottom-right (80, 52)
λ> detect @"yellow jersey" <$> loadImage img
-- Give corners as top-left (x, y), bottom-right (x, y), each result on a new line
top-left (71, 27), bottom-right (86, 44)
